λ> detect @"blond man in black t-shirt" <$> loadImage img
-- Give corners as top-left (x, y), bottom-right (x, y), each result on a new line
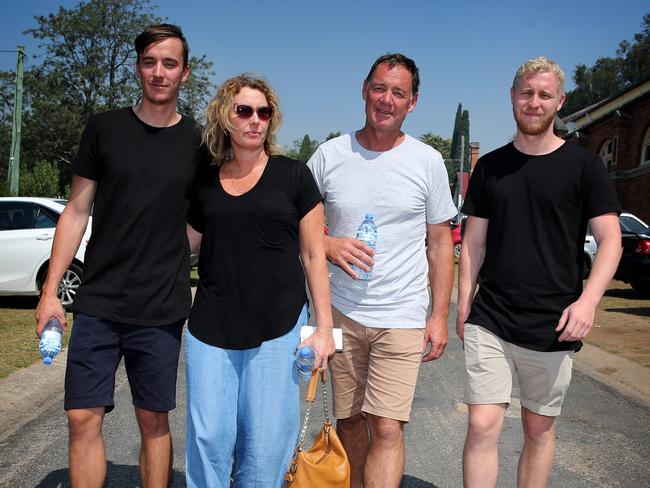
top-left (457, 57), bottom-right (622, 488)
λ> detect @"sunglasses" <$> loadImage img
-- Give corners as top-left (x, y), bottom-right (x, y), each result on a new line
top-left (233, 104), bottom-right (273, 121)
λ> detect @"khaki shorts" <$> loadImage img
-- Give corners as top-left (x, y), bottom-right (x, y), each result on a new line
top-left (463, 323), bottom-right (574, 417)
top-left (329, 307), bottom-right (425, 422)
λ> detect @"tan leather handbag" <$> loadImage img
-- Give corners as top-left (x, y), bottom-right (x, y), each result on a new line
top-left (284, 370), bottom-right (351, 487)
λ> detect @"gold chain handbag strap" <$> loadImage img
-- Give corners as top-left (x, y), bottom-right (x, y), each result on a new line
top-left (295, 370), bottom-right (329, 451)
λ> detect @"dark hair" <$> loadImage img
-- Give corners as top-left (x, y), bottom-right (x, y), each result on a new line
top-left (135, 24), bottom-right (189, 68)
top-left (365, 53), bottom-right (420, 95)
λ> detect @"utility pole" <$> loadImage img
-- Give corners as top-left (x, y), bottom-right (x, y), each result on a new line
top-left (457, 135), bottom-right (465, 221)
top-left (8, 45), bottom-right (25, 196)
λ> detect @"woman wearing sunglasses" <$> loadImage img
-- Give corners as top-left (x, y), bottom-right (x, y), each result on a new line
top-left (184, 74), bottom-right (335, 487)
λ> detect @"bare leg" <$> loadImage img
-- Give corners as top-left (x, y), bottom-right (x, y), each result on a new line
top-left (462, 404), bottom-right (507, 488)
top-left (517, 408), bottom-right (556, 488)
top-left (364, 415), bottom-right (404, 488)
top-left (135, 407), bottom-right (173, 488)
top-left (337, 414), bottom-right (369, 488)
top-left (68, 407), bottom-right (106, 488)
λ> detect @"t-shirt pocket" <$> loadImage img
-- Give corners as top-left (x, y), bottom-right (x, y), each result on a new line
top-left (257, 217), bottom-right (288, 251)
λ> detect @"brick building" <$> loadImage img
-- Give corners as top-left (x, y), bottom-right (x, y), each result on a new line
top-left (560, 79), bottom-right (650, 222)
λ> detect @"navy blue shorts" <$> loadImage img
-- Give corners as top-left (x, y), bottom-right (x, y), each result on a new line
top-left (64, 313), bottom-right (184, 413)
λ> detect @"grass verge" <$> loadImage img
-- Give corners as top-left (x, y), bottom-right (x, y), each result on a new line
top-left (0, 297), bottom-right (72, 379)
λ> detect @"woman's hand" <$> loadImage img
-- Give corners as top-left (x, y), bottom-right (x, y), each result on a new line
top-left (301, 327), bottom-right (335, 370)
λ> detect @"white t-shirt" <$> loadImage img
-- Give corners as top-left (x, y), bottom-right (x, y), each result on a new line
top-left (307, 132), bottom-right (457, 328)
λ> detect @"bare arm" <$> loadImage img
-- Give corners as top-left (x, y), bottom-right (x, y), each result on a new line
top-left (299, 203), bottom-right (335, 369)
top-left (186, 224), bottom-right (203, 253)
top-left (324, 234), bottom-right (374, 279)
top-left (556, 213), bottom-right (622, 341)
top-left (35, 176), bottom-right (96, 335)
top-left (456, 216), bottom-right (488, 341)
top-left (422, 220), bottom-right (455, 362)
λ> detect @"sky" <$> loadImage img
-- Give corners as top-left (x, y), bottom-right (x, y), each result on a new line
top-left (0, 0), bottom-right (648, 156)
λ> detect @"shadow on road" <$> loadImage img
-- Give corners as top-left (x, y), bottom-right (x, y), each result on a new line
top-left (400, 474), bottom-right (440, 487)
top-left (605, 307), bottom-right (650, 317)
top-left (0, 296), bottom-right (39, 310)
top-left (34, 462), bottom-right (186, 487)
top-left (604, 287), bottom-right (650, 300)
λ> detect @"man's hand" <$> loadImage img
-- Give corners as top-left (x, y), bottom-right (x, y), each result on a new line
top-left (556, 296), bottom-right (597, 342)
top-left (324, 235), bottom-right (374, 279)
top-left (36, 293), bottom-right (67, 337)
top-left (422, 316), bottom-right (448, 362)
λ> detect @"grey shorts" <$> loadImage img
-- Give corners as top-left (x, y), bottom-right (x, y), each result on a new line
top-left (463, 323), bottom-right (574, 417)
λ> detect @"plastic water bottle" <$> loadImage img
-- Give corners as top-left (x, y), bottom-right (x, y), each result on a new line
top-left (351, 212), bottom-right (377, 280)
top-left (39, 318), bottom-right (63, 366)
top-left (295, 345), bottom-right (316, 381)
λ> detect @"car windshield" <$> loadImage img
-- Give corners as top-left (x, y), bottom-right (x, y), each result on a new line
top-left (620, 215), bottom-right (647, 233)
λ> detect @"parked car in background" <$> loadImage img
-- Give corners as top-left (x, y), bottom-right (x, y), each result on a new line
top-left (0, 197), bottom-right (91, 308)
top-left (451, 222), bottom-right (462, 258)
top-left (584, 224), bottom-right (598, 278)
top-left (583, 212), bottom-right (649, 279)
top-left (614, 224), bottom-right (650, 295)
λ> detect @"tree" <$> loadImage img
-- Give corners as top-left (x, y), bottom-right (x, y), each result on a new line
top-left (562, 12), bottom-right (650, 115)
top-left (19, 160), bottom-right (59, 197)
top-left (325, 131), bottom-right (341, 141)
top-left (285, 134), bottom-right (319, 161)
top-left (449, 103), bottom-right (470, 168)
top-left (1, 0), bottom-right (215, 195)
top-left (420, 133), bottom-right (454, 184)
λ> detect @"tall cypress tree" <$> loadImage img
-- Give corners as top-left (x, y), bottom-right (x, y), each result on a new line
top-left (450, 103), bottom-right (471, 170)
top-left (460, 109), bottom-right (470, 167)
top-left (449, 103), bottom-right (463, 167)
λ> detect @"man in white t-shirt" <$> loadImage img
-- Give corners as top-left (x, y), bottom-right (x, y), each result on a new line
top-left (307, 53), bottom-right (457, 488)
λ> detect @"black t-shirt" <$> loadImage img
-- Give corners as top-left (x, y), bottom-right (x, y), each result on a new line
top-left (71, 107), bottom-right (202, 325)
top-left (462, 142), bottom-right (621, 352)
top-left (187, 155), bottom-right (322, 349)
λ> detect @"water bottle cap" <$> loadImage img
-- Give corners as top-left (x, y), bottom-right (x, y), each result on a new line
top-left (365, 212), bottom-right (374, 220)
top-left (43, 357), bottom-right (53, 366)
top-left (299, 346), bottom-right (311, 357)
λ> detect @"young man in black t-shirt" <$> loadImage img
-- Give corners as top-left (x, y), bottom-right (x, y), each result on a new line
top-left (36, 24), bottom-right (201, 487)
top-left (457, 57), bottom-right (622, 487)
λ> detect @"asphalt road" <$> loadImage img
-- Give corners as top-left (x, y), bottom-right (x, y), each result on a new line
top-left (1, 307), bottom-right (649, 487)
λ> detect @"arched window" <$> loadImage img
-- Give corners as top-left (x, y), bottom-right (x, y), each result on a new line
top-left (642, 126), bottom-right (650, 165)
top-left (599, 137), bottom-right (617, 170)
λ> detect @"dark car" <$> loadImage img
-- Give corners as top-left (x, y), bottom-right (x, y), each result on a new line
top-left (614, 226), bottom-right (650, 295)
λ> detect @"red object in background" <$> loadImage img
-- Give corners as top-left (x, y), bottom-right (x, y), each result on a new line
top-left (324, 225), bottom-right (329, 235)
top-left (451, 223), bottom-right (462, 258)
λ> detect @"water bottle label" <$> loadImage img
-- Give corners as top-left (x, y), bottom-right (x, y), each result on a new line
top-left (356, 231), bottom-right (377, 248)
top-left (39, 330), bottom-right (62, 354)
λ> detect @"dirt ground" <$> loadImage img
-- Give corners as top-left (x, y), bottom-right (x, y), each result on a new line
top-left (588, 280), bottom-right (650, 368)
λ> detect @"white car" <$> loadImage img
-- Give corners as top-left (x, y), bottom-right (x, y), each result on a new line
top-left (0, 197), bottom-right (91, 308)
top-left (583, 212), bottom-right (648, 278)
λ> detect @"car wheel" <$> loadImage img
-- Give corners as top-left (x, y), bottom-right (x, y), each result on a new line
top-left (42, 263), bottom-right (83, 310)
top-left (454, 243), bottom-right (462, 259)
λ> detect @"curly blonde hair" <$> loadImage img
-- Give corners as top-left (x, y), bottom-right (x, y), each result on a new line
top-left (512, 56), bottom-right (565, 96)
top-left (202, 74), bottom-right (282, 166)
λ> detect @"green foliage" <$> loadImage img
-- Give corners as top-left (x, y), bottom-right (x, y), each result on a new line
top-left (450, 103), bottom-right (470, 167)
top-left (562, 12), bottom-right (650, 115)
top-left (19, 160), bottom-right (60, 197)
top-left (420, 132), bottom-right (455, 184)
top-left (0, 0), bottom-right (215, 194)
top-left (325, 131), bottom-right (341, 141)
top-left (178, 54), bottom-right (216, 120)
top-left (286, 134), bottom-right (320, 161)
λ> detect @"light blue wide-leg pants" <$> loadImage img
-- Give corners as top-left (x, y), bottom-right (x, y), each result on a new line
top-left (185, 305), bottom-right (306, 488)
